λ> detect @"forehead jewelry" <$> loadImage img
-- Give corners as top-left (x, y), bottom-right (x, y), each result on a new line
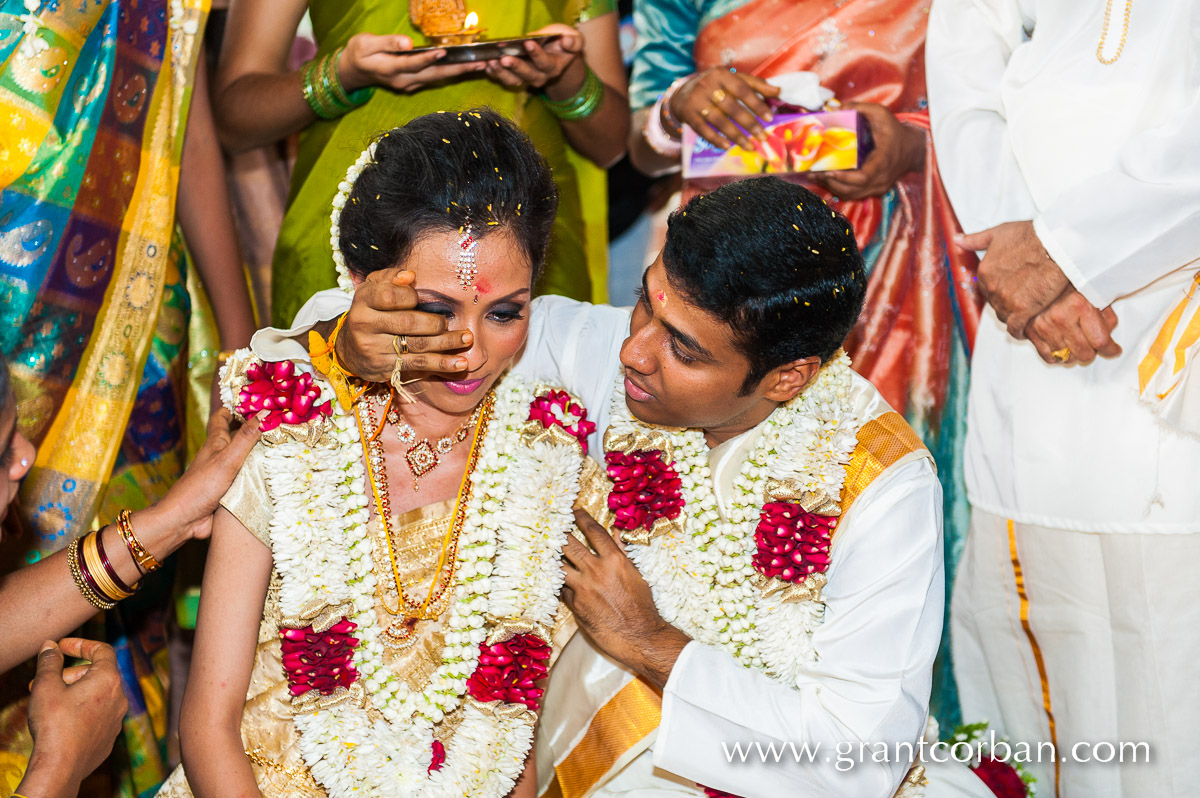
top-left (457, 218), bottom-right (479, 302)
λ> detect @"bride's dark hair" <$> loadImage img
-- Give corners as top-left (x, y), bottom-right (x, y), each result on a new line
top-left (336, 107), bottom-right (558, 283)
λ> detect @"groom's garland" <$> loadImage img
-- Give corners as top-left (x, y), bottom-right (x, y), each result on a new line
top-left (602, 351), bottom-right (859, 681)
top-left (602, 351), bottom-right (933, 797)
top-left (220, 352), bottom-right (592, 798)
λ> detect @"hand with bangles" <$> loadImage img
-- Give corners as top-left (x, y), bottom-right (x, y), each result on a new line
top-left (483, 23), bottom-right (585, 93)
top-left (0, 354), bottom-right (263, 794)
top-left (0, 365), bottom-right (264, 675)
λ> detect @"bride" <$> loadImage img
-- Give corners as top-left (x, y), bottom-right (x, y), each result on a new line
top-left (159, 109), bottom-right (594, 798)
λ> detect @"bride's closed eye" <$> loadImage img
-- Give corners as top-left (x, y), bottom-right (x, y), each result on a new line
top-left (415, 301), bottom-right (526, 324)
top-left (487, 303), bottom-right (526, 324)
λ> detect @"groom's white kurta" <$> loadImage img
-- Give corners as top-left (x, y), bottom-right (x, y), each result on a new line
top-left (254, 293), bottom-right (987, 798)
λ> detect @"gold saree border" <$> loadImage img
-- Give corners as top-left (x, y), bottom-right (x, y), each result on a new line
top-left (549, 677), bottom-right (663, 798)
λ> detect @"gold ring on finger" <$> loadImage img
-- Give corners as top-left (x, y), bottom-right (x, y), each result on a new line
top-left (711, 88), bottom-right (727, 105)
top-left (393, 334), bottom-right (409, 357)
top-left (1051, 347), bottom-right (1071, 363)
top-left (700, 106), bottom-right (712, 117)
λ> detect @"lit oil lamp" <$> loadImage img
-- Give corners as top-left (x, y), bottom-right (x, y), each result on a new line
top-left (429, 10), bottom-right (484, 46)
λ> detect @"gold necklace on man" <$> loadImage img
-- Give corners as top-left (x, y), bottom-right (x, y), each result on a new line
top-left (1097, 0), bottom-right (1132, 64)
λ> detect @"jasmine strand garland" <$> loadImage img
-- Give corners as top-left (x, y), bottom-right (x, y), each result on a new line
top-left (603, 350), bottom-right (859, 681)
top-left (220, 352), bottom-right (591, 797)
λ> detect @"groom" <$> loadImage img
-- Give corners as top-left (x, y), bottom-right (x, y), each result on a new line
top-left (252, 177), bottom-right (980, 798)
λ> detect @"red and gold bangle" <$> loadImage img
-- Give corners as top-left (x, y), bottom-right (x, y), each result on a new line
top-left (82, 530), bottom-right (133, 603)
top-left (68, 536), bottom-right (115, 610)
top-left (96, 527), bottom-right (136, 596)
top-left (117, 509), bottom-right (161, 574)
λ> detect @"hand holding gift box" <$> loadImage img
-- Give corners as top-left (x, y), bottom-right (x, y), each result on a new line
top-left (681, 71), bottom-right (876, 179)
top-left (683, 108), bottom-right (874, 178)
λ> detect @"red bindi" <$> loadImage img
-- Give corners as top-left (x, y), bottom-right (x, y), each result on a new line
top-left (474, 277), bottom-right (492, 294)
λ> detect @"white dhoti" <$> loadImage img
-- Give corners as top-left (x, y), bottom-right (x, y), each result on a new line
top-left (952, 509), bottom-right (1200, 797)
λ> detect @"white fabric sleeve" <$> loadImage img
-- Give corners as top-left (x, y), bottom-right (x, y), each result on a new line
top-left (250, 288), bottom-right (351, 363)
top-left (1030, 100), bottom-right (1200, 307)
top-left (926, 0), bottom-right (1038, 233)
top-left (653, 459), bottom-right (944, 798)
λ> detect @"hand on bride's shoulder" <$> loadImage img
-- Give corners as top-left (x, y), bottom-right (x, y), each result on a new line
top-left (151, 408), bottom-right (264, 542)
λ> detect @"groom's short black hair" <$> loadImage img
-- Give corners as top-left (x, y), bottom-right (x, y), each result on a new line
top-left (662, 177), bottom-right (866, 394)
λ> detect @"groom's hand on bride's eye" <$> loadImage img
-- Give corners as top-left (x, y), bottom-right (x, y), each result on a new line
top-left (335, 268), bottom-right (475, 381)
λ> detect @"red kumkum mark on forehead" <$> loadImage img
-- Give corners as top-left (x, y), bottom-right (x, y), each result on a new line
top-left (655, 290), bottom-right (667, 306)
top-left (474, 277), bottom-right (492, 294)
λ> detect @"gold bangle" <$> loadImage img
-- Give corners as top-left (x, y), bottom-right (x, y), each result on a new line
top-left (82, 531), bottom-right (133, 602)
top-left (217, 349), bottom-right (237, 365)
top-left (68, 536), bottom-right (115, 611)
top-left (117, 509), bottom-right (161, 574)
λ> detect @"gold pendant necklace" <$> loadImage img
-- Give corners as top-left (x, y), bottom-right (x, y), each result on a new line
top-left (380, 392), bottom-right (482, 492)
top-left (1097, 0), bottom-right (1133, 65)
top-left (355, 391), bottom-right (494, 651)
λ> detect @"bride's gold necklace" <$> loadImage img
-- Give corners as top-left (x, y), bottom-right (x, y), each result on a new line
top-left (384, 391), bottom-right (481, 492)
top-left (355, 390), bottom-right (494, 650)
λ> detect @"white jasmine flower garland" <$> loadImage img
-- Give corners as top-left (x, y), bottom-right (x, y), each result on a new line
top-left (605, 351), bottom-right (858, 682)
top-left (224, 358), bottom-right (584, 798)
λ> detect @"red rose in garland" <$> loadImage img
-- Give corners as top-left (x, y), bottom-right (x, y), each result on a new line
top-left (972, 756), bottom-right (1030, 798)
top-left (428, 740), bottom-right (446, 774)
top-left (529, 390), bottom-right (596, 454)
top-left (752, 501), bottom-right (837, 583)
top-left (605, 450), bottom-right (684, 532)
top-left (237, 359), bottom-right (332, 431)
top-left (466, 633), bottom-right (551, 710)
top-left (280, 618), bottom-right (359, 697)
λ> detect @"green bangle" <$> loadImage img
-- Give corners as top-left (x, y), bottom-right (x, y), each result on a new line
top-left (324, 47), bottom-right (375, 108)
top-left (301, 58), bottom-right (338, 119)
top-left (302, 49), bottom-right (374, 120)
top-left (541, 65), bottom-right (604, 121)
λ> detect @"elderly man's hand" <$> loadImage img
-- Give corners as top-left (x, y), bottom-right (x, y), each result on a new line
top-left (562, 509), bottom-right (690, 689)
top-left (1024, 288), bottom-right (1122, 365)
top-left (17, 639), bottom-right (127, 798)
top-left (959, 221), bottom-right (1071, 339)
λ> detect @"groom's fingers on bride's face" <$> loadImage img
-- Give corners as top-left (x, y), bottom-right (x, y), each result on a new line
top-left (402, 329), bottom-right (473, 355)
top-left (363, 267), bottom-right (415, 288)
top-left (573, 509), bottom-right (618, 556)
top-left (359, 280), bottom-right (420, 313)
top-left (363, 306), bottom-right (447, 337)
top-left (400, 352), bottom-right (473, 373)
